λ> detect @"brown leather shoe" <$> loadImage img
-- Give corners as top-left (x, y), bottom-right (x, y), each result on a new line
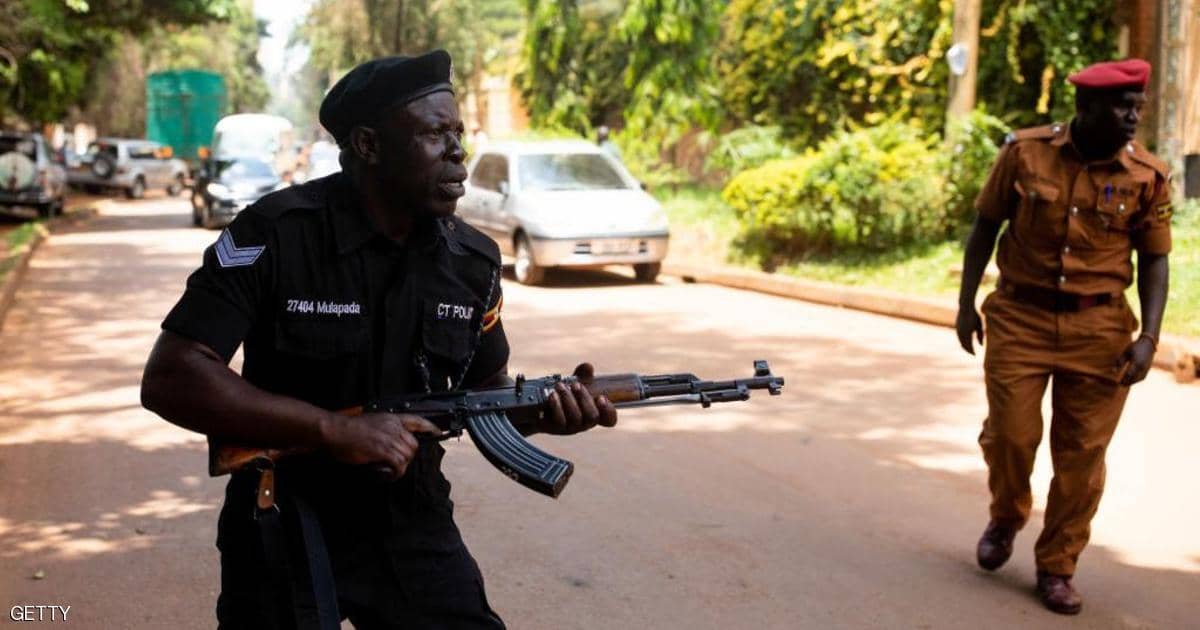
top-left (1036, 571), bottom-right (1083, 615)
top-left (976, 520), bottom-right (1017, 571)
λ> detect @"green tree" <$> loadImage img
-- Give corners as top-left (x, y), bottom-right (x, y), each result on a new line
top-left (975, 0), bottom-right (1118, 129)
top-left (0, 0), bottom-right (237, 126)
top-left (717, 0), bottom-right (952, 147)
top-left (615, 0), bottom-right (721, 176)
top-left (296, 0), bottom-right (524, 136)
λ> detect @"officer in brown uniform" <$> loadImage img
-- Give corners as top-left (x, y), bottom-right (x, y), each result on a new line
top-left (955, 59), bottom-right (1172, 615)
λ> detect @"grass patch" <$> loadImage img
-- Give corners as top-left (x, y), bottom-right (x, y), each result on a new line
top-left (0, 222), bottom-right (41, 282)
top-left (660, 186), bottom-right (1200, 338)
top-left (1128, 200), bottom-right (1200, 338)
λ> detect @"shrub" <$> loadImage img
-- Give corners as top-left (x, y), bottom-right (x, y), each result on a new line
top-left (705, 125), bottom-right (796, 177)
top-left (723, 121), bottom-right (945, 257)
top-left (942, 110), bottom-right (1009, 236)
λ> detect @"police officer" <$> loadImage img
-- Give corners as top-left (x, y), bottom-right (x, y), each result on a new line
top-left (956, 59), bottom-right (1171, 614)
top-left (141, 50), bottom-right (617, 628)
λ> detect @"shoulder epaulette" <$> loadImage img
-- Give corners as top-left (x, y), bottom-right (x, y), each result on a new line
top-left (447, 216), bottom-right (501, 266)
top-left (246, 178), bottom-right (328, 220)
top-left (1126, 143), bottom-right (1170, 178)
top-left (1003, 123), bottom-right (1063, 145)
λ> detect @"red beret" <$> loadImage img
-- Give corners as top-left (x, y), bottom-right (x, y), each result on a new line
top-left (1068, 59), bottom-right (1151, 90)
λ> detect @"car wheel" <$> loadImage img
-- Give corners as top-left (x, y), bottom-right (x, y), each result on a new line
top-left (634, 262), bottom-right (661, 283)
top-left (167, 174), bottom-right (185, 196)
top-left (37, 202), bottom-right (55, 219)
top-left (513, 235), bottom-right (545, 285)
top-left (127, 177), bottom-right (145, 199)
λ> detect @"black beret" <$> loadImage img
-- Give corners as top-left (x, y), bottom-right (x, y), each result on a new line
top-left (319, 49), bottom-right (455, 143)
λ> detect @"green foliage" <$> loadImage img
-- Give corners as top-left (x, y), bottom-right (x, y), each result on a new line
top-left (942, 109), bottom-right (1009, 237)
top-left (976, 0), bottom-right (1118, 128)
top-left (705, 125), bottom-right (795, 177)
top-left (717, 0), bottom-right (953, 147)
top-left (723, 121), bottom-right (947, 259)
top-left (614, 0), bottom-right (721, 175)
top-left (299, 0), bottom-right (525, 137)
top-left (518, 0), bottom-right (722, 186)
top-left (517, 1), bottom-right (629, 134)
top-left (0, 0), bottom-right (238, 126)
top-left (72, 2), bottom-right (267, 138)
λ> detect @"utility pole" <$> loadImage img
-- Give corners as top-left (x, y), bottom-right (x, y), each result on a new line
top-left (1122, 0), bottom-right (1160, 148)
top-left (946, 0), bottom-right (982, 122)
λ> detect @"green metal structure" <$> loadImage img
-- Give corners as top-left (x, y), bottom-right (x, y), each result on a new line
top-left (145, 70), bottom-right (226, 167)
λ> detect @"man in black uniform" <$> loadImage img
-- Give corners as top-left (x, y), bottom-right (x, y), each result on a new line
top-left (141, 50), bottom-right (616, 629)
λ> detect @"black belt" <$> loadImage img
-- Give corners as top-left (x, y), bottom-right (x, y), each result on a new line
top-left (1000, 280), bottom-right (1119, 313)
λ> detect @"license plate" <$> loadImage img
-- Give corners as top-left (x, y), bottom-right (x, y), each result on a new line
top-left (595, 239), bottom-right (633, 254)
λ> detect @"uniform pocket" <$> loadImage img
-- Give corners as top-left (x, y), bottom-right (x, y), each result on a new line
top-left (420, 296), bottom-right (480, 362)
top-left (274, 318), bottom-right (366, 359)
top-left (1014, 179), bottom-right (1059, 241)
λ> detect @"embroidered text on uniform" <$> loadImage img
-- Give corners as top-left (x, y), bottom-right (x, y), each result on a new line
top-left (437, 303), bottom-right (474, 321)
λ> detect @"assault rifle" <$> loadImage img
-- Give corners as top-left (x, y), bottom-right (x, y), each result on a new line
top-left (210, 360), bottom-right (785, 498)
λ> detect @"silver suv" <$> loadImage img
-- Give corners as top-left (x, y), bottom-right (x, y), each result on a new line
top-left (0, 131), bottom-right (67, 218)
top-left (69, 138), bottom-right (189, 199)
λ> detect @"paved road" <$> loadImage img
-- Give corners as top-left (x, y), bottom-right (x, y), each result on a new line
top-left (1, 196), bottom-right (1197, 629)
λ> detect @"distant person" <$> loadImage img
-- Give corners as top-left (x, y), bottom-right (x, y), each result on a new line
top-left (956, 59), bottom-right (1172, 615)
top-left (142, 49), bottom-right (616, 628)
top-left (596, 125), bottom-right (621, 160)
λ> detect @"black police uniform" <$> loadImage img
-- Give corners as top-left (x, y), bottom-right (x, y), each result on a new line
top-left (161, 172), bottom-right (508, 628)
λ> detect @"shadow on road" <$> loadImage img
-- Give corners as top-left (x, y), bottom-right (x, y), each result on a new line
top-left (501, 265), bottom-right (651, 288)
top-left (0, 202), bottom-right (1196, 629)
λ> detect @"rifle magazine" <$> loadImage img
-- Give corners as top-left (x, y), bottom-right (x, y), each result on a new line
top-left (464, 411), bottom-right (574, 498)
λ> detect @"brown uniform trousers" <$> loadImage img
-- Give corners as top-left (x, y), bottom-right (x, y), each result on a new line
top-left (974, 122), bottom-right (1172, 576)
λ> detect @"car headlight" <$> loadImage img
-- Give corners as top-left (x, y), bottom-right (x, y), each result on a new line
top-left (206, 182), bottom-right (231, 198)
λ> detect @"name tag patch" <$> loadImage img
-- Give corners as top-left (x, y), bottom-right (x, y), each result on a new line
top-left (286, 299), bottom-right (362, 317)
top-left (437, 302), bottom-right (474, 321)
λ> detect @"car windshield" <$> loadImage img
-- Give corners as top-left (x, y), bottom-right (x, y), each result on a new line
top-left (217, 158), bottom-right (275, 179)
top-left (518, 153), bottom-right (630, 192)
top-left (85, 143), bottom-right (118, 159)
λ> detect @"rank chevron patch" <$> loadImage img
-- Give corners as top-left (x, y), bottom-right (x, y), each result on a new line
top-left (215, 229), bottom-right (265, 268)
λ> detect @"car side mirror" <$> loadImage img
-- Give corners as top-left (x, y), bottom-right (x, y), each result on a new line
top-left (497, 181), bottom-right (510, 196)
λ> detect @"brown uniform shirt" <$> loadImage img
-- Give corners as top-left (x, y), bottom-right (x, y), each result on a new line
top-left (975, 122), bottom-right (1173, 296)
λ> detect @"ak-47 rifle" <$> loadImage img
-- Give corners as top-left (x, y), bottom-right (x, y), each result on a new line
top-left (210, 360), bottom-right (785, 498)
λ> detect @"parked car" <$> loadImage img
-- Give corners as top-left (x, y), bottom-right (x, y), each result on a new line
top-left (68, 138), bottom-right (189, 199)
top-left (457, 140), bottom-right (670, 285)
top-left (0, 131), bottom-right (67, 218)
top-left (191, 156), bottom-right (284, 229)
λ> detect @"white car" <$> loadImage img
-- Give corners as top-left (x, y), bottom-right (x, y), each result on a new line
top-left (457, 140), bottom-right (670, 285)
top-left (68, 138), bottom-right (189, 199)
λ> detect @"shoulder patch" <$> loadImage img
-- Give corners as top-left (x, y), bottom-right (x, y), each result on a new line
top-left (215, 229), bottom-right (265, 268)
top-left (447, 217), bottom-right (501, 266)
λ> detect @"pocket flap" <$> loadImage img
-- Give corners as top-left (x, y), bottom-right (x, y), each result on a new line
top-left (1015, 179), bottom-right (1059, 203)
top-left (422, 297), bottom-right (481, 361)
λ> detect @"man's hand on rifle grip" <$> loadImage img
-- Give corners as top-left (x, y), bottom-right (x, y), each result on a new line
top-left (539, 363), bottom-right (618, 435)
top-left (319, 412), bottom-right (441, 481)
